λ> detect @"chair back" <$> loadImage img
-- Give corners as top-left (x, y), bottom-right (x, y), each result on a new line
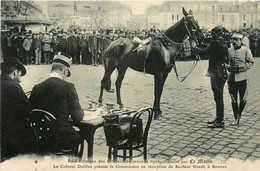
top-left (29, 109), bottom-right (58, 154)
top-left (128, 108), bottom-right (153, 145)
top-left (103, 108), bottom-right (153, 147)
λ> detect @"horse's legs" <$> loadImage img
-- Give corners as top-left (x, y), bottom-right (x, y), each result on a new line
top-left (98, 67), bottom-right (116, 106)
top-left (158, 73), bottom-right (169, 114)
top-left (115, 66), bottom-right (128, 109)
top-left (153, 72), bottom-right (164, 119)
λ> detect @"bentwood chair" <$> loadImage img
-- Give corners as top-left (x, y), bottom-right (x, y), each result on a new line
top-left (104, 108), bottom-right (153, 162)
top-left (28, 109), bottom-right (84, 158)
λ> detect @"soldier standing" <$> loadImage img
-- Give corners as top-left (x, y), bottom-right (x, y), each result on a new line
top-left (227, 33), bottom-right (254, 126)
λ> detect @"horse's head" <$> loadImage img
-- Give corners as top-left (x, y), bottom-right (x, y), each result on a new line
top-left (164, 7), bottom-right (204, 44)
top-left (182, 7), bottom-right (204, 43)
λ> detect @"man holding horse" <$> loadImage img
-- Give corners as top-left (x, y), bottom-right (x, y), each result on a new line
top-left (193, 26), bottom-right (228, 128)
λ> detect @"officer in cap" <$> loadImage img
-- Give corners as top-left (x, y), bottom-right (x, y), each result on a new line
top-left (226, 33), bottom-right (254, 126)
top-left (29, 52), bottom-right (84, 151)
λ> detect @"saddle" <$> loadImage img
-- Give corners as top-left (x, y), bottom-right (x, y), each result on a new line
top-left (132, 37), bottom-right (152, 73)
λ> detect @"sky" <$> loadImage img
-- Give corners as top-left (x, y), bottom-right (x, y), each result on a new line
top-left (34, 0), bottom-right (258, 16)
top-left (120, 1), bottom-right (164, 15)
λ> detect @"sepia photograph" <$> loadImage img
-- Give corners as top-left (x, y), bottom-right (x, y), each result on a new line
top-left (1, 0), bottom-right (260, 170)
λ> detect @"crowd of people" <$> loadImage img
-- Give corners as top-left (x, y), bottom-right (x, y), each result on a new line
top-left (1, 27), bottom-right (260, 66)
top-left (1, 28), bottom-right (164, 66)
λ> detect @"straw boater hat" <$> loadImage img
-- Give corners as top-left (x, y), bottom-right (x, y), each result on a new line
top-left (53, 52), bottom-right (72, 77)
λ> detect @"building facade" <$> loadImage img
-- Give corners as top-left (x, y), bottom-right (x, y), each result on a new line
top-left (146, 1), bottom-right (260, 31)
top-left (48, 1), bottom-right (132, 31)
top-left (1, 0), bottom-right (51, 32)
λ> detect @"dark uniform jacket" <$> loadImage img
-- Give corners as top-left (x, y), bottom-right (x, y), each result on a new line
top-left (67, 36), bottom-right (79, 56)
top-left (1, 75), bottom-right (36, 158)
top-left (57, 36), bottom-right (67, 54)
top-left (15, 36), bottom-right (25, 59)
top-left (29, 77), bottom-right (84, 149)
top-left (79, 37), bottom-right (90, 64)
top-left (207, 37), bottom-right (228, 78)
top-left (194, 37), bottom-right (228, 78)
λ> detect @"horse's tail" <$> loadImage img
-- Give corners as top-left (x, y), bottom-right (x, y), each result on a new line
top-left (103, 39), bottom-right (125, 70)
top-left (101, 40), bottom-right (126, 92)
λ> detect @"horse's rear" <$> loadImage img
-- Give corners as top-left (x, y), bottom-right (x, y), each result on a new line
top-left (98, 38), bottom-right (134, 106)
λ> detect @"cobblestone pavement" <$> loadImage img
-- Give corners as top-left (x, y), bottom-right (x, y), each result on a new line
top-left (21, 58), bottom-right (260, 163)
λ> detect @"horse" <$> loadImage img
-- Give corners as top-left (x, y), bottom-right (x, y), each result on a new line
top-left (98, 7), bottom-right (204, 120)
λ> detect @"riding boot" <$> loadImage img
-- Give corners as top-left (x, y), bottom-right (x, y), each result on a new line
top-left (231, 102), bottom-right (240, 126)
top-left (231, 102), bottom-right (239, 119)
top-left (238, 100), bottom-right (246, 119)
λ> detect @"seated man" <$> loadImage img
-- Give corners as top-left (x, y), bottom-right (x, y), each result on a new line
top-left (29, 52), bottom-right (84, 151)
top-left (1, 57), bottom-right (36, 161)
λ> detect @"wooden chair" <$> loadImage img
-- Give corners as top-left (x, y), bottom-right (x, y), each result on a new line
top-left (104, 108), bottom-right (153, 162)
top-left (28, 109), bottom-right (84, 158)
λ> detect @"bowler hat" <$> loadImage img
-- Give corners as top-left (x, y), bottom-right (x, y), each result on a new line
top-left (53, 52), bottom-right (72, 77)
top-left (3, 57), bottom-right (26, 76)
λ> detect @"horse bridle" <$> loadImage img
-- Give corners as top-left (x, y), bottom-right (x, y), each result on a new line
top-left (166, 16), bottom-right (202, 82)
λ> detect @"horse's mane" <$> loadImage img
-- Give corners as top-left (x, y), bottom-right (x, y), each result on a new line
top-left (164, 18), bottom-right (186, 43)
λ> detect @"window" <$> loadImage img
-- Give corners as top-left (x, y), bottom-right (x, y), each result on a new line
top-left (222, 15), bottom-right (224, 22)
top-left (172, 15), bottom-right (174, 20)
top-left (243, 15), bottom-right (246, 20)
top-left (251, 14), bottom-right (253, 21)
top-left (251, 24), bottom-right (253, 28)
top-left (212, 6), bottom-right (215, 12)
top-left (244, 23), bottom-right (246, 27)
top-left (177, 14), bottom-right (179, 20)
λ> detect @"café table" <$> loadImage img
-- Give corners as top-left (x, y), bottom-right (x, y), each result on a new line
top-left (72, 108), bottom-right (104, 160)
top-left (72, 108), bottom-right (136, 160)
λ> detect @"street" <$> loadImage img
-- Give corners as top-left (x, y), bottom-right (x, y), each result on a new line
top-left (21, 58), bottom-right (260, 162)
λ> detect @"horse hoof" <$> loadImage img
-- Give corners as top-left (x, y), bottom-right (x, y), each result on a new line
top-left (98, 103), bottom-right (103, 107)
top-left (154, 114), bottom-right (162, 120)
top-left (107, 89), bottom-right (114, 93)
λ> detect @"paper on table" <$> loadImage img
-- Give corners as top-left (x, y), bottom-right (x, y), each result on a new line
top-left (83, 108), bottom-right (104, 121)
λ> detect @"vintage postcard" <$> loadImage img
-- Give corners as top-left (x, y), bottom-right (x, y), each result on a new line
top-left (1, 0), bottom-right (260, 170)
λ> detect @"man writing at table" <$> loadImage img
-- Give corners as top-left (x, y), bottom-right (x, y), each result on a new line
top-left (29, 52), bottom-right (84, 151)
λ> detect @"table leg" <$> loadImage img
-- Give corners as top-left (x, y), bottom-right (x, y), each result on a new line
top-left (87, 133), bottom-right (94, 160)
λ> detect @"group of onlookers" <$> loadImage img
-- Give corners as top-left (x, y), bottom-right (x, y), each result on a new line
top-left (1, 27), bottom-right (259, 65)
top-left (1, 28), bottom-right (163, 66)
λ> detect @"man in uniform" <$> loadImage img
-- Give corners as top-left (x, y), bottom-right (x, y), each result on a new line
top-left (193, 26), bottom-right (228, 128)
top-left (29, 52), bottom-right (84, 151)
top-left (226, 33), bottom-right (254, 126)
